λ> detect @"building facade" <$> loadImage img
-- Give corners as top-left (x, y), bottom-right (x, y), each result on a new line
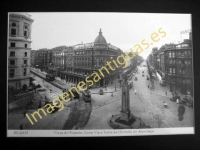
top-left (147, 35), bottom-right (193, 96)
top-left (8, 13), bottom-right (34, 102)
top-left (30, 50), bottom-right (35, 67)
top-left (34, 48), bottom-right (47, 70)
top-left (165, 39), bottom-right (193, 95)
top-left (49, 29), bottom-right (123, 87)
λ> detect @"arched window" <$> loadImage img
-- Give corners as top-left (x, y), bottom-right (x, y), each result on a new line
top-left (24, 24), bottom-right (29, 37)
top-left (11, 22), bottom-right (17, 36)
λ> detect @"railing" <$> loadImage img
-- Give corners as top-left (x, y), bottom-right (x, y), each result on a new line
top-left (175, 46), bottom-right (191, 49)
top-left (22, 64), bottom-right (29, 67)
top-left (9, 65), bottom-right (18, 68)
top-left (10, 12), bottom-right (32, 18)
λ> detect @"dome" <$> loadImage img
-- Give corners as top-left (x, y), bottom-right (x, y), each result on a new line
top-left (94, 29), bottom-right (107, 44)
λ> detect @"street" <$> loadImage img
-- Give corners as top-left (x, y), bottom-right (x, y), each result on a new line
top-left (84, 61), bottom-right (194, 129)
top-left (8, 62), bottom-right (194, 130)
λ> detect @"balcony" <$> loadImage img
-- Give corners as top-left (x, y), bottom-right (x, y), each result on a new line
top-left (9, 64), bottom-right (17, 68)
top-left (10, 13), bottom-right (32, 18)
top-left (22, 64), bottom-right (29, 67)
top-left (175, 46), bottom-right (191, 49)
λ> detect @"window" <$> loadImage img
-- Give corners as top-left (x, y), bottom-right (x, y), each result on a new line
top-left (172, 52), bottom-right (175, 58)
top-left (173, 68), bottom-right (175, 74)
top-left (9, 69), bottom-right (15, 78)
top-left (11, 29), bottom-right (16, 36)
top-left (24, 52), bottom-right (27, 57)
top-left (24, 25), bottom-right (29, 37)
top-left (24, 31), bottom-right (27, 37)
top-left (169, 52), bottom-right (171, 57)
top-left (24, 68), bottom-right (27, 76)
top-left (169, 68), bottom-right (172, 73)
top-left (25, 44), bottom-right (27, 48)
top-left (10, 60), bottom-right (15, 66)
top-left (24, 60), bottom-right (27, 64)
top-left (11, 43), bottom-right (15, 47)
top-left (12, 23), bottom-right (16, 27)
top-left (10, 51), bottom-right (15, 57)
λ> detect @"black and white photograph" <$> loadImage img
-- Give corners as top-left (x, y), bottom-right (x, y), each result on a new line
top-left (7, 12), bottom-right (194, 137)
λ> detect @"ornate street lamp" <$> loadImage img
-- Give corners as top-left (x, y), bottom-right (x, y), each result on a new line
top-left (115, 77), bottom-right (116, 91)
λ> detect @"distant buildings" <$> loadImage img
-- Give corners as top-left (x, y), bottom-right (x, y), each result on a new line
top-left (31, 29), bottom-right (125, 87)
top-left (147, 32), bottom-right (193, 96)
top-left (8, 13), bottom-right (34, 101)
top-left (30, 50), bottom-right (35, 67)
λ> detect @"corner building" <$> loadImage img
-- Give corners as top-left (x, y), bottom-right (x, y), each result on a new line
top-left (51, 29), bottom-right (123, 87)
top-left (8, 13), bottom-right (33, 102)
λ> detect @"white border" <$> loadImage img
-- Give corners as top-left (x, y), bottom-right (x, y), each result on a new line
top-left (7, 127), bottom-right (194, 137)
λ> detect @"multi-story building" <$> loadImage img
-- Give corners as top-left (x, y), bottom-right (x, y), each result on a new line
top-left (49, 46), bottom-right (68, 77)
top-left (30, 50), bottom-right (35, 67)
top-left (147, 33), bottom-right (193, 96)
top-left (46, 49), bottom-right (53, 70)
top-left (8, 13), bottom-right (34, 102)
top-left (50, 29), bottom-right (123, 87)
top-left (165, 38), bottom-right (193, 95)
top-left (34, 48), bottom-right (48, 71)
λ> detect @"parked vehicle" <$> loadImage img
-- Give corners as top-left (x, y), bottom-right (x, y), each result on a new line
top-left (142, 74), bottom-right (144, 77)
top-left (99, 89), bottom-right (104, 95)
top-left (179, 96), bottom-right (193, 107)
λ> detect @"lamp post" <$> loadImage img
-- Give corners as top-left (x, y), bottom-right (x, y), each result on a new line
top-left (115, 77), bottom-right (116, 91)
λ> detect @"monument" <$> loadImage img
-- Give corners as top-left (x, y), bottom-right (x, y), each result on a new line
top-left (109, 72), bottom-right (147, 129)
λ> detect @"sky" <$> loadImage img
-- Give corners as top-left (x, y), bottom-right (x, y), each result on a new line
top-left (28, 12), bottom-right (191, 59)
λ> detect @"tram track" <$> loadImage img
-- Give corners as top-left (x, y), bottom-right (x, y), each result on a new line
top-left (31, 73), bottom-right (63, 97)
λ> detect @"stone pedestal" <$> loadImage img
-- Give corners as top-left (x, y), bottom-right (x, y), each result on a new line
top-left (109, 80), bottom-right (148, 129)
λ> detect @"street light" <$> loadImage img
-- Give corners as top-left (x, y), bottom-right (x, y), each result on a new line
top-left (115, 77), bottom-right (116, 91)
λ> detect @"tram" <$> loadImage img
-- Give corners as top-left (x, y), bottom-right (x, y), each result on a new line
top-left (82, 90), bottom-right (91, 102)
top-left (46, 73), bottom-right (55, 81)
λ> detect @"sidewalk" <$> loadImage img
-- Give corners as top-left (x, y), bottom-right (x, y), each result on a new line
top-left (150, 72), bottom-right (191, 101)
top-left (150, 76), bottom-right (172, 98)
top-left (8, 78), bottom-right (72, 130)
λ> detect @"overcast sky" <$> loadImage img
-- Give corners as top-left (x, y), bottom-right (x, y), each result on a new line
top-left (28, 12), bottom-right (191, 59)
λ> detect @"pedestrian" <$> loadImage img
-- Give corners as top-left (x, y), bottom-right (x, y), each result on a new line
top-left (23, 111), bottom-right (26, 117)
top-left (165, 91), bottom-right (167, 95)
top-left (135, 90), bottom-right (137, 95)
top-left (163, 101), bottom-right (168, 108)
top-left (20, 124), bottom-right (23, 130)
top-left (178, 105), bottom-right (185, 121)
top-left (148, 85), bottom-right (149, 88)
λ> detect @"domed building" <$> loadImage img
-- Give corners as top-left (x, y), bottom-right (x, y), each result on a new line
top-left (94, 29), bottom-right (107, 45)
top-left (53, 29), bottom-right (123, 87)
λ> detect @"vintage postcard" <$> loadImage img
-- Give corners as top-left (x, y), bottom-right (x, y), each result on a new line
top-left (7, 12), bottom-right (194, 137)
